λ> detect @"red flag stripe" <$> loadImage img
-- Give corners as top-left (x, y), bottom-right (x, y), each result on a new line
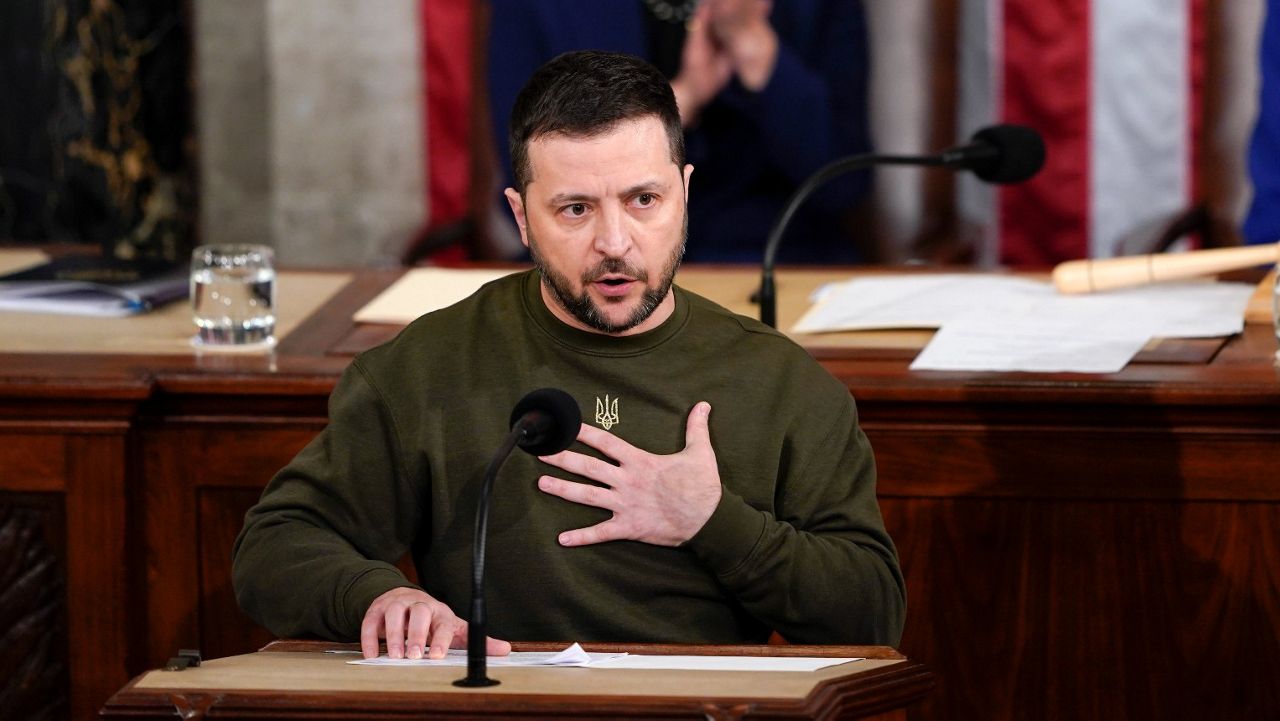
top-left (1187, 0), bottom-right (1206, 236)
top-left (421, 0), bottom-right (472, 230)
top-left (998, 0), bottom-right (1092, 267)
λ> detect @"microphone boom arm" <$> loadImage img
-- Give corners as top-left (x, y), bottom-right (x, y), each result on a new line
top-left (757, 124), bottom-right (1044, 327)
top-left (759, 153), bottom-right (945, 328)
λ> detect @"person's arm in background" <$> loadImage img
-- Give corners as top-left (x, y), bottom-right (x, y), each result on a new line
top-left (708, 0), bottom-right (871, 187)
top-left (1244, 0), bottom-right (1280, 245)
top-left (671, 3), bottom-right (735, 128)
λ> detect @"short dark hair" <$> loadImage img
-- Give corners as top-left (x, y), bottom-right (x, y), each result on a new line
top-left (508, 50), bottom-right (685, 193)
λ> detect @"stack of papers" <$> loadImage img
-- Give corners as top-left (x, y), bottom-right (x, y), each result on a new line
top-left (345, 643), bottom-right (860, 672)
top-left (346, 643), bottom-right (623, 668)
top-left (794, 275), bottom-right (1257, 373)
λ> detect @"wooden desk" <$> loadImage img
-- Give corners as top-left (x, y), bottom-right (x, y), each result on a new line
top-left (0, 265), bottom-right (1276, 720)
top-left (101, 641), bottom-right (933, 719)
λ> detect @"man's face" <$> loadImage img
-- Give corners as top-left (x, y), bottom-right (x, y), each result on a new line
top-left (505, 116), bottom-right (693, 336)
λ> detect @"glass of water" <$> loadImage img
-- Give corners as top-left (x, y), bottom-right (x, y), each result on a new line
top-left (190, 244), bottom-right (277, 350)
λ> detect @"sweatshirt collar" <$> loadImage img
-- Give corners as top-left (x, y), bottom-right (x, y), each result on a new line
top-left (521, 269), bottom-right (690, 356)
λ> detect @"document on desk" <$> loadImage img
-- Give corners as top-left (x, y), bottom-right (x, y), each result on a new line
top-left (586, 655), bottom-right (863, 672)
top-left (346, 643), bottom-right (625, 668)
top-left (794, 275), bottom-right (1256, 372)
top-left (345, 643), bottom-right (860, 671)
top-left (353, 267), bottom-right (521, 324)
top-left (795, 274), bottom-right (1049, 332)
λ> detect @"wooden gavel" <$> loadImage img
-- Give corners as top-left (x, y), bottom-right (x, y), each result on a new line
top-left (1052, 242), bottom-right (1280, 294)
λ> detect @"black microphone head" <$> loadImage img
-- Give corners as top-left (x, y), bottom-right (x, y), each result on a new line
top-left (969, 124), bottom-right (1046, 184)
top-left (509, 388), bottom-right (581, 456)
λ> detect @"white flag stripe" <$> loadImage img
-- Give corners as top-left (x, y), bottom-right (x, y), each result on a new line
top-left (957, 0), bottom-right (1003, 266)
top-left (1090, 0), bottom-right (1193, 259)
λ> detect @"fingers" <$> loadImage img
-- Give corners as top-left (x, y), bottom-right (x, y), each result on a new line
top-left (572, 423), bottom-right (637, 461)
top-left (404, 602), bottom-right (432, 659)
top-left (448, 624), bottom-right (512, 657)
top-left (539, 448), bottom-right (620, 483)
top-left (559, 519), bottom-right (626, 547)
top-left (384, 601), bottom-right (409, 659)
top-left (427, 618), bottom-right (456, 660)
top-left (359, 609), bottom-right (384, 659)
top-left (361, 588), bottom-right (456, 660)
top-left (539, 476), bottom-right (617, 511)
top-left (685, 401), bottom-right (712, 449)
top-left (360, 588), bottom-right (506, 662)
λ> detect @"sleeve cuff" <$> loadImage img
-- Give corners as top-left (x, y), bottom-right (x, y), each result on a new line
top-left (339, 565), bottom-right (419, 639)
top-left (683, 488), bottom-right (768, 578)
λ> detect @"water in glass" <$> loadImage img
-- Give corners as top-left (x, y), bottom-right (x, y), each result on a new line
top-left (191, 246), bottom-right (276, 347)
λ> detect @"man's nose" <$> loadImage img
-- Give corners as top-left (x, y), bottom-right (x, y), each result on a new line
top-left (592, 205), bottom-right (633, 257)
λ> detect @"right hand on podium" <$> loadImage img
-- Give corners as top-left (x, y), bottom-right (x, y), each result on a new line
top-left (360, 587), bottom-right (512, 660)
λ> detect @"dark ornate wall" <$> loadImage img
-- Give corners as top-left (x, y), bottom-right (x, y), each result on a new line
top-left (0, 0), bottom-right (193, 263)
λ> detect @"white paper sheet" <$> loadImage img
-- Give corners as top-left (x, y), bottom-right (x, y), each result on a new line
top-left (353, 267), bottom-right (520, 324)
top-left (346, 643), bottom-right (624, 668)
top-left (795, 275), bottom-right (1047, 333)
top-left (794, 275), bottom-right (1255, 373)
top-left (909, 317), bottom-right (1152, 373)
top-left (342, 643), bottom-right (861, 672)
top-left (587, 655), bottom-right (863, 672)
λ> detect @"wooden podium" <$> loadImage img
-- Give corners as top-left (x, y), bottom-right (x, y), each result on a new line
top-left (101, 641), bottom-right (933, 720)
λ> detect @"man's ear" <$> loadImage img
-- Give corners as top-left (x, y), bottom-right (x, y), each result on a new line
top-left (682, 164), bottom-right (694, 204)
top-left (503, 188), bottom-right (530, 249)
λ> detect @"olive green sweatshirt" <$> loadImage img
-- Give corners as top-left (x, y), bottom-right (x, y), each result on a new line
top-left (232, 270), bottom-right (904, 645)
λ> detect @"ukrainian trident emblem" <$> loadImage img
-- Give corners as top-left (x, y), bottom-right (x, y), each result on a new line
top-left (595, 395), bottom-right (619, 430)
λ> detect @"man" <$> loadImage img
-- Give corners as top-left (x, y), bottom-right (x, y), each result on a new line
top-left (233, 51), bottom-right (904, 661)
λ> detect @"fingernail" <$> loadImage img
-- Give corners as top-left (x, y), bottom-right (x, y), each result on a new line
top-left (538, 476), bottom-right (551, 490)
top-left (407, 646), bottom-right (421, 660)
top-left (429, 647), bottom-right (445, 660)
top-left (558, 533), bottom-right (571, 545)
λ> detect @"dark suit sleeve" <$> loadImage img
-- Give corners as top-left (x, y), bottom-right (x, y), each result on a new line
top-left (722, 0), bottom-right (872, 188)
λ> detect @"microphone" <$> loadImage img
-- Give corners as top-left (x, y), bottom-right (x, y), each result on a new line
top-left (938, 124), bottom-right (1046, 184)
top-left (757, 124), bottom-right (1046, 327)
top-left (455, 388), bottom-right (580, 688)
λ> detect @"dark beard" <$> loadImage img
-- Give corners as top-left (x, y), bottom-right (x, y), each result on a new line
top-left (529, 217), bottom-right (687, 334)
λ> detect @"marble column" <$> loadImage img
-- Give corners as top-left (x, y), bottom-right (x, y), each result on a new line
top-left (196, 0), bottom-right (426, 267)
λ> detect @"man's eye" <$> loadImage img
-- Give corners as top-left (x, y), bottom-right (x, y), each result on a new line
top-left (565, 203), bottom-right (587, 217)
top-left (636, 193), bottom-right (656, 207)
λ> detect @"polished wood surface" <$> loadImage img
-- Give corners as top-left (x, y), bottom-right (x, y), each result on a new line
top-left (1, 265), bottom-right (1276, 720)
top-left (102, 641), bottom-right (933, 720)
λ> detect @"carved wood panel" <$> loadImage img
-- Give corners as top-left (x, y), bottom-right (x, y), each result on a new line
top-left (882, 497), bottom-right (1280, 721)
top-left (0, 494), bottom-right (69, 721)
top-left (141, 423), bottom-right (324, 667)
top-left (198, 487), bottom-right (276, 661)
